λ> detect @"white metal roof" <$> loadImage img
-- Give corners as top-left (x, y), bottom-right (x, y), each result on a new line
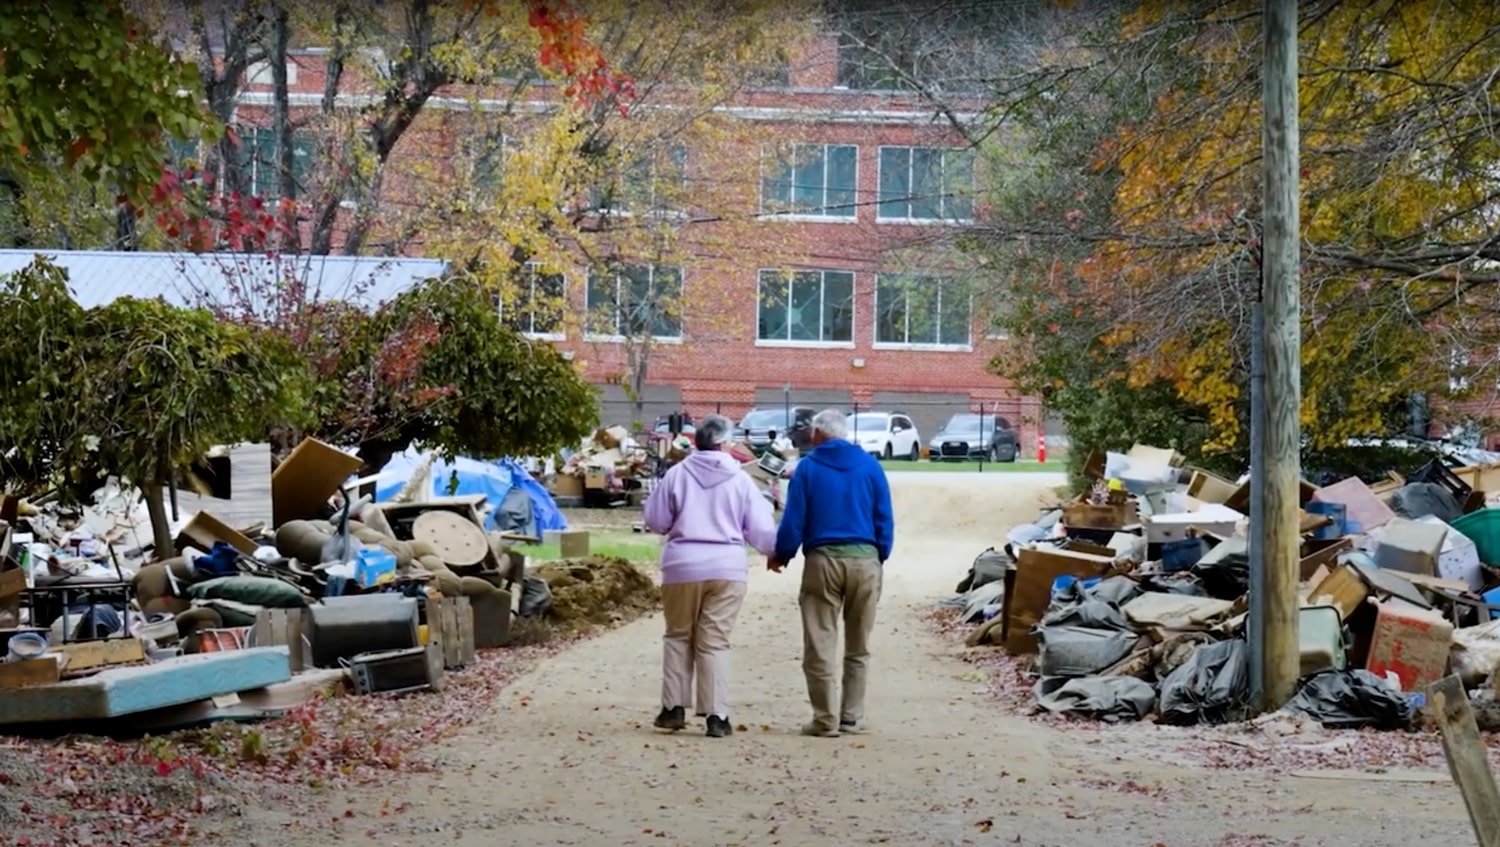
top-left (0, 249), bottom-right (448, 309)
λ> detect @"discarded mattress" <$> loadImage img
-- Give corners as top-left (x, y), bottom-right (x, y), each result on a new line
top-left (0, 646), bottom-right (291, 724)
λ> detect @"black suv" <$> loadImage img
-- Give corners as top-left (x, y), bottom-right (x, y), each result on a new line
top-left (929, 414), bottom-right (1019, 462)
top-left (735, 406), bottom-right (816, 453)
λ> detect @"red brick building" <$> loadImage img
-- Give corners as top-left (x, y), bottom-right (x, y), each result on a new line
top-left (221, 34), bottom-right (1043, 451)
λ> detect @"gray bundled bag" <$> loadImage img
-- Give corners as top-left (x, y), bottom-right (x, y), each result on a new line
top-left (1035, 675), bottom-right (1156, 722)
top-left (955, 547), bottom-right (1011, 594)
top-left (1035, 599), bottom-right (1138, 676)
top-left (1390, 482), bottom-right (1462, 523)
top-left (518, 575), bottom-right (553, 617)
top-left (1158, 639), bottom-right (1250, 725)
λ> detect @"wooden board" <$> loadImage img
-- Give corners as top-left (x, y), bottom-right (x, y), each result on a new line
top-left (271, 437), bottom-right (363, 527)
top-left (251, 608), bottom-right (309, 672)
top-left (430, 596), bottom-right (475, 669)
top-left (0, 657), bottom-right (60, 689)
top-left (1427, 674), bottom-right (1500, 847)
top-left (55, 637), bottom-right (146, 673)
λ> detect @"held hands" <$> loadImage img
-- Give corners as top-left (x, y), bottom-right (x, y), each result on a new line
top-left (766, 557), bottom-right (786, 573)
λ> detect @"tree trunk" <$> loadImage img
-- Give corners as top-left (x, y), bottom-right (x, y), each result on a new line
top-left (270, 3), bottom-right (300, 252)
top-left (143, 481), bottom-right (174, 561)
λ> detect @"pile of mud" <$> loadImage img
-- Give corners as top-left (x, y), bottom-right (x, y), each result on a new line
top-left (532, 555), bottom-right (661, 633)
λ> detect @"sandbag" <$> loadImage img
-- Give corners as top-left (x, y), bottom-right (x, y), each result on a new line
top-left (1091, 575), bottom-right (1143, 607)
top-left (1452, 622), bottom-right (1500, 687)
top-left (1035, 675), bottom-right (1156, 722)
top-left (1137, 573), bottom-right (1210, 597)
top-left (519, 575), bottom-right (553, 617)
top-left (955, 547), bottom-right (1011, 594)
top-left (1036, 625), bottom-right (1140, 677)
top-left (1287, 669), bottom-right (1413, 730)
top-left (1158, 639), bottom-right (1250, 725)
top-left (1040, 597), bottom-right (1131, 631)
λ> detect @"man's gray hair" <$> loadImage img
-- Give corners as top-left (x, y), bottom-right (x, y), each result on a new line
top-left (693, 413), bottom-right (734, 450)
top-left (811, 409), bottom-right (848, 440)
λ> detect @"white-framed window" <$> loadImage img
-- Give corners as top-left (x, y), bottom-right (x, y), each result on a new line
top-left (874, 274), bottom-right (972, 348)
top-left (876, 146), bottom-right (975, 222)
top-left (495, 263), bottom-right (566, 339)
top-left (234, 125), bottom-right (316, 197)
top-left (760, 143), bottom-right (858, 219)
top-left (756, 268), bottom-right (855, 345)
top-left (585, 264), bottom-right (683, 340)
top-left (589, 144), bottom-right (688, 214)
top-left (245, 60), bottom-right (298, 86)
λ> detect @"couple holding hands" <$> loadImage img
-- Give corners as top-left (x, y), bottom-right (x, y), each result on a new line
top-left (642, 410), bottom-right (894, 739)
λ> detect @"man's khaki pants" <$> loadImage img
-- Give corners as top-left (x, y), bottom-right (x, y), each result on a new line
top-left (661, 579), bottom-right (748, 719)
top-left (800, 549), bottom-right (883, 732)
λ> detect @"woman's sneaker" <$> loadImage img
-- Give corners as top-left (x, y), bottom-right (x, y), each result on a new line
top-left (654, 706), bottom-right (686, 731)
top-left (705, 715), bottom-right (734, 738)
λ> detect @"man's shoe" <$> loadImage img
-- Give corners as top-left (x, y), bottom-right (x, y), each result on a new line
top-left (654, 706), bottom-right (686, 731)
top-left (706, 715), bottom-right (733, 738)
top-left (800, 722), bottom-right (840, 738)
top-left (839, 720), bottom-right (867, 735)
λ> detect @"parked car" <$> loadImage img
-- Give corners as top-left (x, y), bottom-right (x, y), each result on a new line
top-left (929, 414), bottom-right (1019, 462)
top-left (651, 413), bottom-right (695, 437)
top-left (847, 411), bottom-right (922, 460)
top-left (735, 406), bottom-right (816, 453)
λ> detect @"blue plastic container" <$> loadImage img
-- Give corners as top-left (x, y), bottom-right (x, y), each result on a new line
top-left (1305, 500), bottom-right (1347, 540)
top-left (354, 547), bottom-right (398, 588)
top-left (1161, 538), bottom-right (1206, 572)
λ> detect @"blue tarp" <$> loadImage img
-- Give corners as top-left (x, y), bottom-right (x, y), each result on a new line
top-left (367, 450), bottom-right (568, 534)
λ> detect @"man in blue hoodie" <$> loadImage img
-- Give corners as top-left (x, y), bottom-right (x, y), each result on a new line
top-left (769, 408), bottom-right (894, 737)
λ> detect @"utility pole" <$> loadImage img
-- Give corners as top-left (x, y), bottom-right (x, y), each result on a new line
top-left (1256, 0), bottom-right (1302, 712)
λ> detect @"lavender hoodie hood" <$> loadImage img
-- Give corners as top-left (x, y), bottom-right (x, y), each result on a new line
top-left (643, 449), bottom-right (778, 585)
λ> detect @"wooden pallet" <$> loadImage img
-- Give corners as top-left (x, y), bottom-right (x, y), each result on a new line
top-left (250, 608), bottom-right (309, 672)
top-left (428, 596), bottom-right (475, 669)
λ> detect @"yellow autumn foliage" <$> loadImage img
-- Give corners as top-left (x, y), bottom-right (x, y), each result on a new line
top-left (1083, 0), bottom-right (1495, 443)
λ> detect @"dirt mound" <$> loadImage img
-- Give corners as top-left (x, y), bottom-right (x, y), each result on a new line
top-left (533, 556), bottom-right (661, 634)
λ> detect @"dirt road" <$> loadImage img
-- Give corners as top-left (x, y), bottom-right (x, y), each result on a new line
top-left (251, 471), bottom-right (1475, 847)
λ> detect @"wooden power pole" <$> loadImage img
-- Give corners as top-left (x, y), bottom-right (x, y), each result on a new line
top-left (1256, 0), bottom-right (1302, 711)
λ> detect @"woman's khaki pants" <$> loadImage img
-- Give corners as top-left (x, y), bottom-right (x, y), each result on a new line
top-left (661, 579), bottom-right (748, 719)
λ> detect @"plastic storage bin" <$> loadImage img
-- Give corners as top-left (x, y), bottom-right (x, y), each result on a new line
top-left (1451, 508), bottom-right (1500, 566)
top-left (1298, 605), bottom-right (1347, 676)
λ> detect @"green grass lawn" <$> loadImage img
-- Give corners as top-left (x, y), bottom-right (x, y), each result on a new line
top-left (879, 458), bottom-right (1067, 473)
top-left (515, 529), bottom-right (662, 563)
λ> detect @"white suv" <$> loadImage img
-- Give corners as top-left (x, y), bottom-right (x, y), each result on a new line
top-left (846, 411), bottom-right (922, 461)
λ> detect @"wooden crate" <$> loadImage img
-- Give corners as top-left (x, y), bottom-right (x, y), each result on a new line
top-left (429, 596), bottom-right (475, 669)
top-left (250, 608), bottom-right (309, 672)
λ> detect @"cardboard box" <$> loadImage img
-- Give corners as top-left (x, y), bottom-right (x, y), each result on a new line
top-left (1299, 538), bottom-right (1351, 582)
top-left (552, 474), bottom-right (584, 498)
top-left (1373, 517), bottom-right (1448, 577)
top-left (584, 468), bottom-right (608, 490)
top-left (1061, 499), bottom-right (1139, 530)
top-left (177, 511), bottom-right (258, 556)
top-left (1187, 469), bottom-right (1239, 504)
top-left (1365, 601), bottom-right (1453, 691)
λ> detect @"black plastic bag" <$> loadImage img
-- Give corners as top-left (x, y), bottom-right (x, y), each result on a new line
top-left (1158, 639), bottom-right (1250, 725)
top-left (1035, 675), bottom-right (1156, 722)
top-left (1190, 552), bottom-right (1250, 601)
top-left (1287, 669), bottom-right (1415, 730)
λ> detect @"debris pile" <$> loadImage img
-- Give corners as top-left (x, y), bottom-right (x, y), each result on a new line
top-left (0, 435), bottom-right (593, 736)
top-left (942, 443), bottom-right (1500, 730)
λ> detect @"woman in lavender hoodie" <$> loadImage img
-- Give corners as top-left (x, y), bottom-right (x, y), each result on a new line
top-left (643, 414), bottom-right (778, 738)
